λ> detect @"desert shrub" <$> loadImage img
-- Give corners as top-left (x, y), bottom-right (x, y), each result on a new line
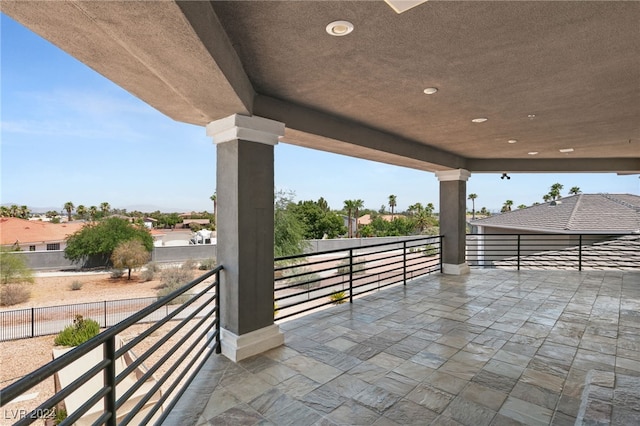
top-left (110, 269), bottom-right (124, 279)
top-left (181, 259), bottom-right (197, 270)
top-left (157, 266), bottom-right (194, 304)
top-left (330, 291), bottom-right (347, 305)
top-left (0, 249), bottom-right (34, 285)
top-left (140, 262), bottom-right (160, 282)
top-left (274, 302), bottom-right (279, 316)
top-left (54, 315), bottom-right (100, 346)
top-left (157, 282), bottom-right (191, 305)
top-left (70, 280), bottom-right (83, 291)
top-left (111, 239), bottom-right (151, 280)
top-left (160, 266), bottom-right (193, 287)
top-left (146, 261), bottom-right (161, 273)
top-left (0, 284), bottom-right (31, 306)
top-left (198, 258), bottom-right (217, 270)
top-left (422, 244), bottom-right (438, 256)
top-left (283, 266), bottom-right (321, 289)
top-left (337, 257), bottom-right (366, 275)
top-left (54, 408), bottom-right (67, 425)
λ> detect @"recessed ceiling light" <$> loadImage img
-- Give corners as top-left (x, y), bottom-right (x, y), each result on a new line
top-left (527, 114), bottom-right (536, 119)
top-left (508, 139), bottom-right (518, 144)
top-left (471, 118), bottom-right (488, 123)
top-left (528, 151), bottom-right (539, 155)
top-left (559, 148), bottom-right (574, 153)
top-left (326, 21), bottom-right (354, 36)
top-left (423, 87), bottom-right (438, 95)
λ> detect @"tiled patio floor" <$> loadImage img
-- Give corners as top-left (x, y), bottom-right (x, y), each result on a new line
top-left (167, 269), bottom-right (640, 425)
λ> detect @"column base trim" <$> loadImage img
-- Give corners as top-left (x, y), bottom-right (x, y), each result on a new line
top-left (442, 263), bottom-right (471, 275)
top-left (220, 324), bottom-right (284, 362)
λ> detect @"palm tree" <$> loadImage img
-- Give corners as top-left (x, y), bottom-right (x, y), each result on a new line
top-left (468, 193), bottom-right (478, 220)
top-left (353, 199), bottom-right (364, 238)
top-left (543, 194), bottom-right (551, 203)
top-left (569, 186), bottom-right (581, 195)
top-left (479, 207), bottom-right (489, 216)
top-left (388, 195), bottom-right (397, 219)
top-left (100, 202), bottom-right (111, 216)
top-left (210, 193), bottom-right (217, 215)
top-left (343, 200), bottom-right (356, 238)
top-left (548, 183), bottom-right (564, 200)
top-left (19, 205), bottom-right (30, 219)
top-left (63, 202), bottom-right (74, 222)
top-left (76, 205), bottom-right (87, 220)
top-left (501, 200), bottom-right (513, 212)
top-left (0, 206), bottom-right (10, 217)
top-left (89, 206), bottom-right (98, 221)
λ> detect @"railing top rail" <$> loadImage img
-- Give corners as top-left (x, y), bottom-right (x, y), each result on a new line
top-left (0, 265), bottom-right (223, 407)
top-left (275, 235), bottom-right (442, 262)
top-left (467, 232), bottom-right (639, 237)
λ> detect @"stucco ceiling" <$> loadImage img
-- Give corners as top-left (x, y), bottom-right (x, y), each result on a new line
top-left (2, 1), bottom-right (639, 173)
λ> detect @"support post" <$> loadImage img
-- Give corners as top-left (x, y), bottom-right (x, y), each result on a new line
top-left (435, 169), bottom-right (471, 275)
top-left (206, 114), bottom-right (285, 362)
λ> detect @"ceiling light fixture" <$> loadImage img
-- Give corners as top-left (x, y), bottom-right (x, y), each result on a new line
top-left (508, 139), bottom-right (518, 144)
top-left (559, 148), bottom-right (574, 153)
top-left (326, 21), bottom-right (354, 36)
top-left (384, 0), bottom-right (429, 14)
top-left (471, 118), bottom-right (488, 123)
top-left (423, 87), bottom-right (438, 95)
top-left (528, 151), bottom-right (539, 155)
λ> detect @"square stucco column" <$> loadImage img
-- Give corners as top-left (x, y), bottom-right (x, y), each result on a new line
top-left (206, 114), bottom-right (285, 362)
top-left (436, 169), bottom-right (471, 275)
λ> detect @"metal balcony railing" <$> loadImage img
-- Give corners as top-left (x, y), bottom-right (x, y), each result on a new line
top-left (274, 236), bottom-right (443, 321)
top-left (0, 266), bottom-right (222, 426)
top-left (466, 233), bottom-right (640, 270)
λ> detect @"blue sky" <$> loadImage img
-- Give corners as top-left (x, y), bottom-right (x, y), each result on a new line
top-left (1, 14), bottom-right (638, 214)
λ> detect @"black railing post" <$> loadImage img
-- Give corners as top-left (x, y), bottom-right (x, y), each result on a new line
top-left (439, 236), bottom-right (443, 273)
top-left (578, 234), bottom-right (583, 271)
top-left (104, 337), bottom-right (117, 426)
top-left (104, 301), bottom-right (107, 328)
top-left (31, 307), bottom-right (35, 338)
top-left (517, 234), bottom-right (521, 271)
top-left (349, 249), bottom-right (353, 304)
top-left (215, 269), bottom-right (221, 354)
top-left (403, 241), bottom-right (407, 286)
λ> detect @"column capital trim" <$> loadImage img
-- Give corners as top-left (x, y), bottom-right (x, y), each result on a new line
top-left (435, 169), bottom-right (471, 182)
top-left (206, 114), bottom-right (285, 145)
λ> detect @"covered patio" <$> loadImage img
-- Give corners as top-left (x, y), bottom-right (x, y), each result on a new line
top-left (168, 269), bottom-right (640, 425)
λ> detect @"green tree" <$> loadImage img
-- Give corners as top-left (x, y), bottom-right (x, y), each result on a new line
top-left (0, 249), bottom-right (34, 285)
top-left (468, 193), bottom-right (478, 219)
top-left (569, 186), bottom-right (581, 195)
top-left (0, 206), bottom-right (9, 217)
top-left (76, 205), bottom-right (87, 220)
top-left (100, 202), bottom-right (111, 217)
top-left (64, 217), bottom-right (153, 267)
top-left (63, 202), bottom-right (74, 222)
top-left (317, 197), bottom-right (329, 212)
top-left (501, 200), bottom-right (513, 212)
top-left (274, 190), bottom-right (309, 257)
top-left (19, 205), bottom-right (30, 219)
top-left (479, 207), bottom-right (489, 216)
top-left (88, 206), bottom-right (98, 221)
top-left (343, 200), bottom-right (356, 238)
top-left (543, 194), bottom-right (552, 203)
top-left (548, 183), bottom-right (564, 200)
top-left (353, 199), bottom-right (364, 237)
top-left (293, 200), bottom-right (345, 239)
top-left (517, 204), bottom-right (527, 209)
top-left (388, 195), bottom-right (397, 219)
top-left (111, 239), bottom-right (152, 280)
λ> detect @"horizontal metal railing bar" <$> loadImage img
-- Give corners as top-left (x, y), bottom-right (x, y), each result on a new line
top-left (275, 236), bottom-right (440, 263)
top-left (123, 323), bottom-right (215, 426)
top-left (115, 301), bottom-right (215, 406)
top-left (0, 265), bottom-right (222, 407)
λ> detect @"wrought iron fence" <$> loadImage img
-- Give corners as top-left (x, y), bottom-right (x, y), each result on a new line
top-left (0, 266), bottom-right (222, 426)
top-left (466, 233), bottom-right (640, 270)
top-left (274, 236), bottom-right (442, 321)
top-left (0, 297), bottom-right (167, 342)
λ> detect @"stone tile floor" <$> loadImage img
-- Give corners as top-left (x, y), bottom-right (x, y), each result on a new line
top-left (168, 269), bottom-right (640, 425)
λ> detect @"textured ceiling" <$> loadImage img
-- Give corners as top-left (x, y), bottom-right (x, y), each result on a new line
top-left (3, 0), bottom-right (639, 173)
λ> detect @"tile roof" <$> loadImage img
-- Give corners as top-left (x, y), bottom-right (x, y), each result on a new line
top-left (0, 217), bottom-right (85, 246)
top-left (470, 194), bottom-right (640, 233)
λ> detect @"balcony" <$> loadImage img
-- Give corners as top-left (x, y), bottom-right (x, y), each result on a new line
top-left (1, 236), bottom-right (638, 425)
